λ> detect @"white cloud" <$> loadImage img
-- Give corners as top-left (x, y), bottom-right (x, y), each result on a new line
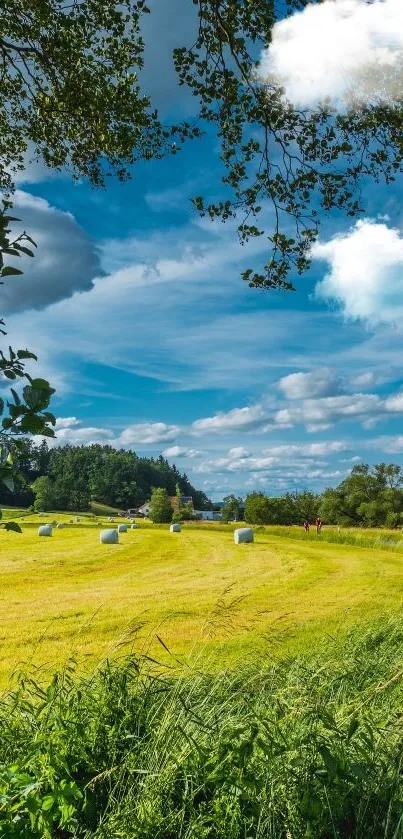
top-left (55, 417), bottom-right (82, 429)
top-left (274, 393), bottom-right (383, 431)
top-left (277, 369), bottom-right (343, 400)
top-left (118, 423), bottom-right (180, 446)
top-left (263, 441), bottom-right (349, 458)
top-left (161, 445), bottom-right (201, 458)
top-left (256, 0), bottom-right (403, 109)
top-left (191, 405), bottom-right (268, 435)
top-left (384, 393), bottom-right (403, 413)
top-left (54, 425), bottom-right (112, 445)
top-left (313, 220), bottom-right (403, 325)
top-left (373, 435), bottom-right (403, 454)
top-left (350, 371), bottom-right (377, 389)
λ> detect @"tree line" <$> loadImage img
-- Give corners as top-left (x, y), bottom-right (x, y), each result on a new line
top-left (0, 441), bottom-right (209, 512)
top-left (244, 464), bottom-right (403, 528)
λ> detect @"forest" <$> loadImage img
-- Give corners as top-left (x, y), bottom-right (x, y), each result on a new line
top-left (0, 441), bottom-right (209, 512)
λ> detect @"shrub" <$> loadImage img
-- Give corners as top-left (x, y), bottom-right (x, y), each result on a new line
top-left (150, 487), bottom-right (172, 523)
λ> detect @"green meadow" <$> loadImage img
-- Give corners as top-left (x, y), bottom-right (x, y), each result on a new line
top-left (0, 511), bottom-right (401, 686)
top-left (0, 511), bottom-right (402, 837)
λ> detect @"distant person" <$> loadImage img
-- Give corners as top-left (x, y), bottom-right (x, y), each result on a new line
top-left (303, 520), bottom-right (310, 533)
top-left (315, 517), bottom-right (322, 534)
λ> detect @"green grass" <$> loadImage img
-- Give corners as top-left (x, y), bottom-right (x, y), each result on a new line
top-left (90, 501), bottom-right (124, 517)
top-left (0, 515), bottom-right (401, 687)
top-left (0, 614), bottom-right (401, 837)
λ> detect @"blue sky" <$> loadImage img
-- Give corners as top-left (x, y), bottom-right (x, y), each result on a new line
top-left (6, 0), bottom-right (403, 500)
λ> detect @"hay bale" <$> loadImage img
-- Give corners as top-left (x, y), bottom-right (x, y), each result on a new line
top-left (57, 524), bottom-right (64, 530)
top-left (52, 520), bottom-right (58, 525)
top-left (131, 523), bottom-right (137, 530)
top-left (118, 523), bottom-right (128, 533)
top-left (234, 527), bottom-right (254, 544)
top-left (170, 523), bottom-right (181, 533)
top-left (38, 525), bottom-right (52, 537)
top-left (69, 519), bottom-right (74, 524)
top-left (76, 517), bottom-right (81, 522)
top-left (100, 529), bottom-right (119, 545)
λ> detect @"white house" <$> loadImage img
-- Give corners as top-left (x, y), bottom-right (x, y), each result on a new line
top-left (194, 510), bottom-right (222, 521)
top-left (138, 502), bottom-right (152, 517)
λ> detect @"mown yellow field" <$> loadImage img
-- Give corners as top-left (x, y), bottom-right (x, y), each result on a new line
top-left (0, 513), bottom-right (402, 686)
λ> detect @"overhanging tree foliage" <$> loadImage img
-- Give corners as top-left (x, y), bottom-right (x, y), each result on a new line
top-left (1, 0), bottom-right (402, 291)
top-left (1, 0), bottom-right (403, 516)
top-left (175, 0), bottom-right (403, 290)
top-left (0, 0), bottom-right (198, 509)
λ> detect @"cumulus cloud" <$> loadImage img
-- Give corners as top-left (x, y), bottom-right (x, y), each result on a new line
top-left (277, 369), bottom-right (343, 400)
top-left (2, 191), bottom-right (102, 313)
top-left (313, 220), bottom-right (403, 325)
top-left (190, 386), bottom-right (403, 439)
top-left (161, 445), bottom-right (201, 458)
top-left (118, 422), bottom-right (180, 446)
top-left (50, 419), bottom-right (181, 448)
top-left (373, 435), bottom-right (403, 453)
top-left (350, 371), bottom-right (377, 389)
top-left (274, 393), bottom-right (383, 431)
top-left (55, 417), bottom-right (82, 430)
top-left (191, 405), bottom-right (269, 435)
top-left (195, 441), bottom-right (350, 478)
top-left (256, 0), bottom-right (403, 109)
top-left (53, 425), bottom-right (112, 445)
top-left (263, 441), bottom-right (349, 457)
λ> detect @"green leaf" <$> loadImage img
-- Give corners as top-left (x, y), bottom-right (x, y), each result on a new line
top-left (4, 521), bottom-right (22, 533)
top-left (17, 349), bottom-right (37, 360)
top-left (318, 744), bottom-right (338, 777)
top-left (14, 245), bottom-right (35, 257)
top-left (1, 266), bottom-right (23, 277)
top-left (347, 718), bottom-right (359, 740)
top-left (41, 794), bottom-right (56, 812)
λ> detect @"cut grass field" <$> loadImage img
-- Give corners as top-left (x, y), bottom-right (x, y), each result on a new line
top-left (0, 512), bottom-right (402, 686)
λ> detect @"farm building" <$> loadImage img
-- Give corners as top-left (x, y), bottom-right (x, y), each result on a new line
top-left (137, 502), bottom-right (152, 517)
top-left (169, 495), bottom-right (194, 512)
top-left (194, 510), bottom-right (222, 521)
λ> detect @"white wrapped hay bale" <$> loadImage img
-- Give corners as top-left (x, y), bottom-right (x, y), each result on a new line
top-left (131, 523), bottom-right (137, 530)
top-left (234, 527), bottom-right (254, 544)
top-left (100, 529), bottom-right (119, 544)
top-left (118, 523), bottom-right (128, 533)
top-left (170, 523), bottom-right (181, 533)
top-left (57, 524), bottom-right (64, 530)
top-left (38, 525), bottom-right (52, 537)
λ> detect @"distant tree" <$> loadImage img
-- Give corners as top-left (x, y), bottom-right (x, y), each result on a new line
top-left (244, 493), bottom-right (272, 525)
top-left (290, 491), bottom-right (319, 524)
top-left (318, 463), bottom-right (403, 527)
top-left (150, 487), bottom-right (173, 524)
top-left (222, 494), bottom-right (243, 522)
top-left (31, 475), bottom-right (54, 512)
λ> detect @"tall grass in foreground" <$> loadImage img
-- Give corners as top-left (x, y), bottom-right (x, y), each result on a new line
top-left (0, 615), bottom-right (402, 838)
top-left (261, 525), bottom-right (403, 553)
